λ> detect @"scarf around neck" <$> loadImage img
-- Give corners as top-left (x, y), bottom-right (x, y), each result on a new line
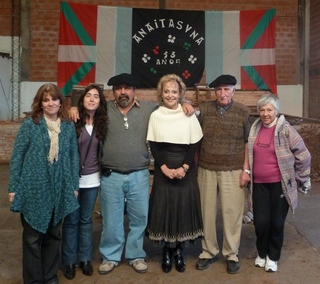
top-left (44, 115), bottom-right (61, 163)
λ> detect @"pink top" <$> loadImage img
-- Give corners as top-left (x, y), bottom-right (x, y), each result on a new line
top-left (253, 125), bottom-right (281, 183)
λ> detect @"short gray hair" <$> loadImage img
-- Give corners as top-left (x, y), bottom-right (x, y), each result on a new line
top-left (256, 94), bottom-right (281, 115)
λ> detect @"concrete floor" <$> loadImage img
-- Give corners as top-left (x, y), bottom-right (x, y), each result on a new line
top-left (1, 163), bottom-right (320, 284)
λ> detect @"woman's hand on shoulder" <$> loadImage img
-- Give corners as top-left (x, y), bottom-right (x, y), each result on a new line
top-left (69, 107), bottom-right (80, 122)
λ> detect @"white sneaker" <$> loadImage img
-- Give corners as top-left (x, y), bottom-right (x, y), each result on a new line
top-left (254, 255), bottom-right (266, 267)
top-left (131, 259), bottom-right (148, 273)
top-left (99, 260), bottom-right (118, 275)
top-left (265, 256), bottom-right (277, 272)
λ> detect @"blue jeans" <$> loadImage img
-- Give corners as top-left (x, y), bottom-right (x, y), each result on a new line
top-left (61, 186), bottom-right (98, 264)
top-left (99, 169), bottom-right (150, 263)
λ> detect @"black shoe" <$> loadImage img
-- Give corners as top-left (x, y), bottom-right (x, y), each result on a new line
top-left (196, 255), bottom-right (218, 270)
top-left (227, 260), bottom-right (240, 274)
top-left (46, 277), bottom-right (59, 284)
top-left (79, 261), bottom-right (93, 276)
top-left (174, 247), bottom-right (186, 273)
top-left (161, 247), bottom-right (172, 273)
top-left (63, 264), bottom-right (75, 280)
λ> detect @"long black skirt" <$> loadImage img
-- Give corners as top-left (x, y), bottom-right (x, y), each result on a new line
top-left (146, 150), bottom-right (203, 247)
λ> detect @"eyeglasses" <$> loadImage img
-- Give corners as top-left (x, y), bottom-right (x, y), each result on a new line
top-left (256, 141), bottom-right (271, 148)
top-left (124, 115), bottom-right (129, 129)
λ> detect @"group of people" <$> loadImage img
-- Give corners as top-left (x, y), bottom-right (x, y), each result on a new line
top-left (8, 72), bottom-right (311, 283)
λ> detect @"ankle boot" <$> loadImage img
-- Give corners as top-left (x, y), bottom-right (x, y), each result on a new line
top-left (161, 247), bottom-right (172, 273)
top-left (174, 245), bottom-right (186, 272)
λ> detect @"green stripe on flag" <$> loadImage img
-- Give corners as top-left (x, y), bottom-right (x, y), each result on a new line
top-left (241, 9), bottom-right (275, 49)
top-left (61, 2), bottom-right (95, 46)
top-left (242, 66), bottom-right (269, 90)
top-left (61, 62), bottom-right (96, 95)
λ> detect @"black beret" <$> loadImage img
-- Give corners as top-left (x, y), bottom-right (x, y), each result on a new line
top-left (209, 74), bottom-right (237, 88)
top-left (107, 73), bottom-right (140, 87)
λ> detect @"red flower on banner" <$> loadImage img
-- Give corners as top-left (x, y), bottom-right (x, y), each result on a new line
top-left (182, 70), bottom-right (191, 79)
top-left (153, 46), bottom-right (159, 55)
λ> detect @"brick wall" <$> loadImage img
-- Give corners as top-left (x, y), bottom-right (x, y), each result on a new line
top-left (309, 0), bottom-right (320, 119)
top-left (0, 0), bottom-right (299, 85)
top-left (0, 0), bottom-right (12, 37)
top-left (29, 0), bottom-right (158, 82)
top-left (2, 1), bottom-right (320, 169)
top-left (0, 121), bottom-right (21, 164)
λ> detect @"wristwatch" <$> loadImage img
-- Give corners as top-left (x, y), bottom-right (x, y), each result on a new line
top-left (243, 169), bottom-right (251, 175)
top-left (182, 165), bottom-right (189, 173)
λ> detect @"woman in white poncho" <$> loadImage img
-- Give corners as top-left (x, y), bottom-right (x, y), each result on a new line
top-left (146, 74), bottom-right (203, 273)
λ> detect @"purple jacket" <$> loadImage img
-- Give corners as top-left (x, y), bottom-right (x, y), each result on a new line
top-left (248, 115), bottom-right (311, 213)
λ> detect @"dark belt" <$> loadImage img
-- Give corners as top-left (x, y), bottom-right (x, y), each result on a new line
top-left (101, 167), bottom-right (139, 177)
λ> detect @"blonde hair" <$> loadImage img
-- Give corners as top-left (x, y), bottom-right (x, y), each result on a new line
top-left (156, 74), bottom-right (186, 105)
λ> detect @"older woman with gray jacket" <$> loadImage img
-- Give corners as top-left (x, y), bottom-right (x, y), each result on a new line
top-left (248, 94), bottom-right (311, 273)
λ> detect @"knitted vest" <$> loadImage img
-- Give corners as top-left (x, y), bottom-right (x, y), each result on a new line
top-left (101, 100), bottom-right (157, 172)
top-left (198, 100), bottom-right (250, 171)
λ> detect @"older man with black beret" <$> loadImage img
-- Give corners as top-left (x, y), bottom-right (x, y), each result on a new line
top-left (195, 74), bottom-right (251, 274)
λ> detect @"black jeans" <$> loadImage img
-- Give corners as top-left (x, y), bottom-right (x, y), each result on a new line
top-left (21, 214), bottom-right (62, 284)
top-left (252, 182), bottom-right (289, 261)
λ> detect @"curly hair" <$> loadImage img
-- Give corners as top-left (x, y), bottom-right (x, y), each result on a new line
top-left (76, 84), bottom-right (108, 141)
top-left (156, 74), bottom-right (186, 105)
top-left (31, 83), bottom-right (69, 124)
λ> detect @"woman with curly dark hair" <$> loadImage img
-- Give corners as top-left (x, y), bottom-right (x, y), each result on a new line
top-left (61, 84), bottom-right (108, 279)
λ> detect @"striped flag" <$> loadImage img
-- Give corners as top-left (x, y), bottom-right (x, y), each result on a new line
top-left (58, 2), bottom-right (133, 95)
top-left (205, 9), bottom-right (276, 93)
top-left (58, 2), bottom-right (276, 95)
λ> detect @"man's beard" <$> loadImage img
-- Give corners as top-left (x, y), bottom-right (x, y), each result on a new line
top-left (118, 95), bottom-right (130, 107)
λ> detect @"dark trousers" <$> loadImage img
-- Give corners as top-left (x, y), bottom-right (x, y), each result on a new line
top-left (21, 214), bottom-right (62, 284)
top-left (252, 182), bottom-right (289, 261)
